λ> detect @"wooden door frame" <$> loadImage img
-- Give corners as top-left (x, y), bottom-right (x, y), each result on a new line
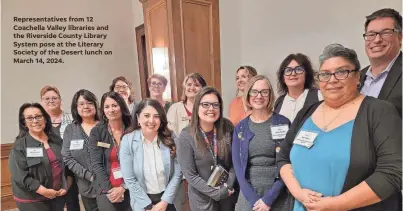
top-left (135, 24), bottom-right (149, 99)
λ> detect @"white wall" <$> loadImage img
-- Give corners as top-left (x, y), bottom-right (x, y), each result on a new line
top-left (219, 0), bottom-right (402, 116)
top-left (1, 0), bottom-right (142, 143)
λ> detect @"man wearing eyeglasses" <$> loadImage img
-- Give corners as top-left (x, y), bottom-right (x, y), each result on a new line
top-left (360, 8), bottom-right (402, 117)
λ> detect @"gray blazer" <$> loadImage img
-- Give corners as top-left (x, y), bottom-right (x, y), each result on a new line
top-left (119, 129), bottom-right (182, 211)
top-left (176, 120), bottom-right (236, 211)
top-left (61, 122), bottom-right (96, 198)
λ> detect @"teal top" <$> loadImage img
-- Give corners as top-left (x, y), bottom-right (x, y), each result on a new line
top-left (290, 117), bottom-right (354, 211)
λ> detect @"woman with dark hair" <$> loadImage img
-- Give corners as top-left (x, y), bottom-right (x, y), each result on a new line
top-left (176, 86), bottom-right (236, 211)
top-left (9, 103), bottom-right (68, 211)
top-left (62, 89), bottom-right (100, 211)
top-left (147, 74), bottom-right (173, 112)
top-left (229, 66), bottom-right (258, 125)
top-left (166, 73), bottom-right (207, 211)
top-left (109, 76), bottom-right (138, 115)
top-left (119, 99), bottom-right (182, 211)
top-left (274, 54), bottom-right (322, 122)
top-left (89, 92), bottom-right (133, 211)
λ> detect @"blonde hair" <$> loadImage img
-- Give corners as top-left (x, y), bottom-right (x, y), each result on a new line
top-left (243, 75), bottom-right (276, 112)
top-left (40, 86), bottom-right (61, 98)
top-left (180, 73), bottom-right (207, 102)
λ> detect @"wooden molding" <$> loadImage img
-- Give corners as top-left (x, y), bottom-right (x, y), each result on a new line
top-left (1, 143), bottom-right (16, 210)
top-left (135, 24), bottom-right (150, 100)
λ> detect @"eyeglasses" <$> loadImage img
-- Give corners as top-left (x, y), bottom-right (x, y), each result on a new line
top-left (42, 97), bottom-right (60, 102)
top-left (25, 115), bottom-right (44, 122)
top-left (363, 29), bottom-right (399, 41)
top-left (284, 66), bottom-right (305, 76)
top-left (77, 101), bottom-right (95, 108)
top-left (114, 85), bottom-right (128, 91)
top-left (150, 81), bottom-right (164, 87)
top-left (200, 102), bottom-right (220, 109)
top-left (249, 89), bottom-right (271, 97)
top-left (317, 69), bottom-right (358, 82)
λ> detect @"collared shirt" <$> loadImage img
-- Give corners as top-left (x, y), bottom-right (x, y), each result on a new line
top-left (361, 53), bottom-right (400, 98)
top-left (279, 89), bottom-right (323, 122)
top-left (142, 133), bottom-right (166, 194)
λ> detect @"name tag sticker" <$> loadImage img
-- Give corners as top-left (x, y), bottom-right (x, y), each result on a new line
top-left (97, 142), bottom-right (110, 148)
top-left (293, 130), bottom-right (319, 148)
top-left (70, 139), bottom-right (84, 150)
top-left (27, 147), bottom-right (43, 157)
top-left (112, 167), bottom-right (123, 179)
top-left (271, 125), bottom-right (289, 139)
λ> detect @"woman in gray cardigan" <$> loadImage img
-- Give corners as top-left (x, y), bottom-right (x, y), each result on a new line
top-left (176, 86), bottom-right (236, 211)
top-left (61, 89), bottom-right (100, 211)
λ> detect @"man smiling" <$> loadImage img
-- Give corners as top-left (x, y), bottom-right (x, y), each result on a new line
top-left (360, 8), bottom-right (402, 117)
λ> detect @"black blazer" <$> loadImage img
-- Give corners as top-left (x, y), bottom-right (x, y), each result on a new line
top-left (9, 134), bottom-right (68, 200)
top-left (277, 97), bottom-right (402, 211)
top-left (360, 51), bottom-right (402, 117)
top-left (89, 123), bottom-right (124, 194)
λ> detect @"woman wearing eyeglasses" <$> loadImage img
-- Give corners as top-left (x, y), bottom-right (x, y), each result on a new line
top-left (148, 74), bottom-right (173, 112)
top-left (62, 89), bottom-right (100, 211)
top-left (229, 66), bottom-right (257, 126)
top-left (9, 103), bottom-right (68, 211)
top-left (109, 76), bottom-right (138, 115)
top-left (274, 54), bottom-right (322, 123)
top-left (278, 44), bottom-right (401, 211)
top-left (89, 92), bottom-right (133, 211)
top-left (176, 86), bottom-right (236, 211)
top-left (232, 75), bottom-right (293, 211)
top-left (167, 73), bottom-right (207, 211)
top-left (40, 85), bottom-right (79, 211)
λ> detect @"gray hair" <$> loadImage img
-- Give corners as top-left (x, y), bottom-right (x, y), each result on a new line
top-left (365, 8), bottom-right (402, 32)
top-left (319, 44), bottom-right (361, 70)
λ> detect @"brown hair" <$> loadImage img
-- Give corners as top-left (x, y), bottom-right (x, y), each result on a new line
top-left (40, 86), bottom-right (61, 98)
top-left (236, 66), bottom-right (258, 96)
top-left (109, 76), bottom-right (135, 104)
top-left (129, 99), bottom-right (176, 157)
top-left (189, 86), bottom-right (232, 163)
top-left (181, 73), bottom-right (207, 103)
top-left (244, 75), bottom-right (276, 112)
top-left (147, 74), bottom-right (168, 87)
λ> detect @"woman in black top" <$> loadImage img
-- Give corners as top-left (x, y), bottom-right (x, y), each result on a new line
top-left (62, 89), bottom-right (100, 211)
top-left (9, 103), bottom-right (67, 211)
top-left (89, 92), bottom-right (133, 211)
top-left (274, 53), bottom-right (322, 122)
top-left (277, 44), bottom-right (401, 210)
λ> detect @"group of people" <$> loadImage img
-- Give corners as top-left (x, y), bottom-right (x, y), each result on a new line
top-left (8, 8), bottom-right (402, 211)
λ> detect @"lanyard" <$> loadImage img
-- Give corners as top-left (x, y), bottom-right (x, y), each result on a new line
top-left (200, 127), bottom-right (217, 166)
top-left (108, 124), bottom-right (124, 162)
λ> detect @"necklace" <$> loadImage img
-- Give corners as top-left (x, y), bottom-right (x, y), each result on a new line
top-left (321, 96), bottom-right (359, 131)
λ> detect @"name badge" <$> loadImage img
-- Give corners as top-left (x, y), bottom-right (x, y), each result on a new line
top-left (271, 125), bottom-right (289, 139)
top-left (293, 130), bottom-right (318, 148)
top-left (70, 139), bottom-right (84, 150)
top-left (112, 167), bottom-right (123, 179)
top-left (27, 147), bottom-right (43, 157)
top-left (97, 142), bottom-right (110, 148)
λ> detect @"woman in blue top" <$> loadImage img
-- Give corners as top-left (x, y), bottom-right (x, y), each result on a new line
top-left (232, 75), bottom-right (293, 211)
top-left (277, 44), bottom-right (401, 211)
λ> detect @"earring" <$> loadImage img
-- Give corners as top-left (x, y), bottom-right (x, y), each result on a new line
top-left (357, 82), bottom-right (362, 89)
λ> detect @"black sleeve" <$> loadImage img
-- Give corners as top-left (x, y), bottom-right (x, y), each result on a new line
top-left (365, 101), bottom-right (402, 199)
top-left (277, 103), bottom-right (319, 171)
top-left (89, 126), bottom-right (112, 192)
top-left (9, 142), bottom-right (41, 192)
